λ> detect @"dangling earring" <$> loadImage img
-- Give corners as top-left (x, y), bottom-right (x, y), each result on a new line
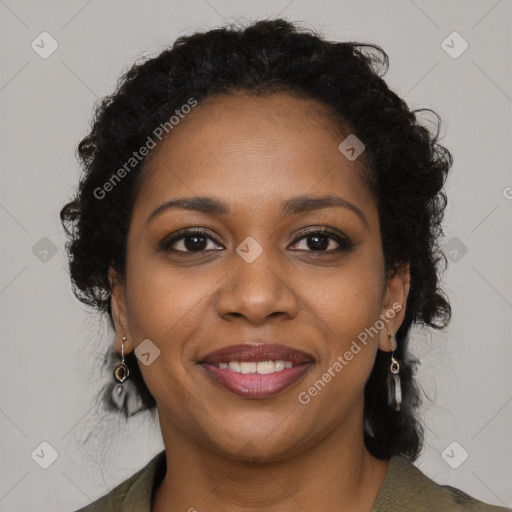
top-left (112, 336), bottom-right (130, 409)
top-left (386, 331), bottom-right (402, 412)
top-left (113, 336), bottom-right (130, 383)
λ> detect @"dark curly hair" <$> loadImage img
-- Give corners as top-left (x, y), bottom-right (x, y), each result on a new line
top-left (60, 18), bottom-right (452, 462)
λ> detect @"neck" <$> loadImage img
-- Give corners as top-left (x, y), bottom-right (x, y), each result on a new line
top-left (152, 408), bottom-right (390, 512)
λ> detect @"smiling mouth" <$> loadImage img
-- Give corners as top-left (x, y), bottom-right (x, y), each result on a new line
top-left (200, 361), bottom-right (313, 399)
top-left (198, 342), bottom-right (314, 399)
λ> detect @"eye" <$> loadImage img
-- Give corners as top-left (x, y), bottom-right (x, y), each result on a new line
top-left (289, 228), bottom-right (355, 253)
top-left (159, 227), bottom-right (355, 255)
top-left (159, 228), bottom-right (224, 254)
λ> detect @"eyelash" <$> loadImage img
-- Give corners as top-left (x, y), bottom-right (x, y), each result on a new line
top-left (159, 227), bottom-right (355, 255)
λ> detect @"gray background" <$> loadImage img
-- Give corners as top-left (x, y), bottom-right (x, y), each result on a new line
top-left (1, 0), bottom-right (511, 510)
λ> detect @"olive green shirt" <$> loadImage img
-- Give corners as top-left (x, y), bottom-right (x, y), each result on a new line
top-left (74, 450), bottom-right (510, 511)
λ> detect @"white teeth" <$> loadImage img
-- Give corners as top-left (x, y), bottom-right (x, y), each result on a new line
top-left (274, 360), bottom-right (284, 371)
top-left (256, 361), bottom-right (276, 374)
top-left (240, 362), bottom-right (257, 374)
top-left (217, 360), bottom-right (293, 374)
top-left (228, 361), bottom-right (240, 372)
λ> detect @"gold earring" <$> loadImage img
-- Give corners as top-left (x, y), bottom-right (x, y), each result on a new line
top-left (113, 336), bottom-right (130, 383)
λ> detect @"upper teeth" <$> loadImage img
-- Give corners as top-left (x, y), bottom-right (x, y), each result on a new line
top-left (217, 360), bottom-right (294, 374)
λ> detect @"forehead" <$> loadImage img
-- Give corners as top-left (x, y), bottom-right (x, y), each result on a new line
top-left (135, 92), bottom-right (375, 222)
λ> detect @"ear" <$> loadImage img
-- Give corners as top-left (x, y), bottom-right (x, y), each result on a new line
top-left (108, 265), bottom-right (133, 355)
top-left (378, 262), bottom-right (410, 352)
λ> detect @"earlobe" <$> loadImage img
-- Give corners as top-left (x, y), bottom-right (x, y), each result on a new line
top-left (108, 265), bottom-right (133, 354)
top-left (378, 262), bottom-right (410, 352)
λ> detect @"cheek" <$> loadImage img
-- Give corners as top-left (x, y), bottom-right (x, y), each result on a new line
top-left (295, 278), bottom-right (382, 420)
top-left (125, 256), bottom-right (215, 344)
top-left (123, 256), bottom-right (209, 407)
top-left (300, 256), bottom-right (384, 394)
top-left (300, 258), bottom-right (384, 344)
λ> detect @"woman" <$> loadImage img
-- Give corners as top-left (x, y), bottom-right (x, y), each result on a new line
top-left (61, 18), bottom-right (509, 512)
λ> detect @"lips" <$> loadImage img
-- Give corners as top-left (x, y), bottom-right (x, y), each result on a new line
top-left (200, 343), bottom-right (314, 365)
top-left (199, 342), bottom-right (314, 399)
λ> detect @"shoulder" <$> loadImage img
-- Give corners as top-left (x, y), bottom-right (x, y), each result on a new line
top-left (72, 451), bottom-right (166, 512)
top-left (373, 455), bottom-right (511, 512)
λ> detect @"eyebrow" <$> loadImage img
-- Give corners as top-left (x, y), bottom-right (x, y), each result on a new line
top-left (147, 194), bottom-right (369, 230)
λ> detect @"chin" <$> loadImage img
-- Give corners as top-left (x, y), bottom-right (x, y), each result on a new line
top-left (202, 427), bottom-right (307, 464)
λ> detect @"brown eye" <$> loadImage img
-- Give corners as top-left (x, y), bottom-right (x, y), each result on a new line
top-left (159, 229), bottom-right (224, 253)
top-left (290, 229), bottom-right (355, 253)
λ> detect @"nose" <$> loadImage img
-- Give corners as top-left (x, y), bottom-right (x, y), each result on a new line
top-left (216, 249), bottom-right (300, 325)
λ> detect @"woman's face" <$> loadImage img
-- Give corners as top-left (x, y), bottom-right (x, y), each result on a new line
top-left (111, 91), bottom-right (409, 460)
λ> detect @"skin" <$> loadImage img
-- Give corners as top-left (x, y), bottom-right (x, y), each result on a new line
top-left (109, 91), bottom-right (410, 512)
